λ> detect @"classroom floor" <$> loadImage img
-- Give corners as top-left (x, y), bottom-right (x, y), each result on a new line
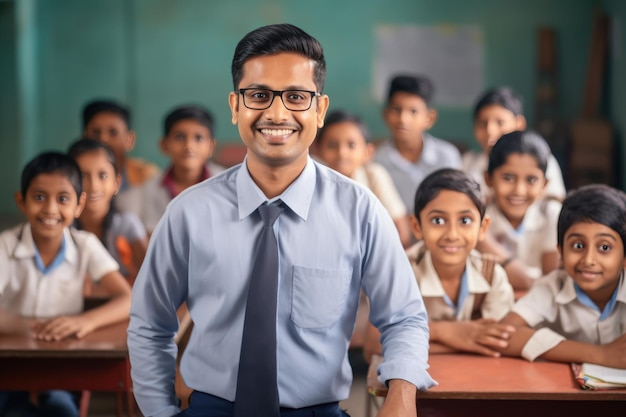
top-left (88, 348), bottom-right (372, 417)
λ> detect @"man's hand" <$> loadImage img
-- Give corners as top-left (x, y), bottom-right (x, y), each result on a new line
top-left (377, 379), bottom-right (417, 417)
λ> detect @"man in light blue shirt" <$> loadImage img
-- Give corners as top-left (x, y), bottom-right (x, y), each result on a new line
top-left (128, 23), bottom-right (435, 417)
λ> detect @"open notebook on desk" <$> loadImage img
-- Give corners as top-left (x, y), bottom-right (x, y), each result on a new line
top-left (572, 363), bottom-right (626, 390)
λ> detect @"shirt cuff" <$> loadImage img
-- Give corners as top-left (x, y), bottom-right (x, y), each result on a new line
top-left (377, 360), bottom-right (438, 391)
top-left (521, 328), bottom-right (566, 361)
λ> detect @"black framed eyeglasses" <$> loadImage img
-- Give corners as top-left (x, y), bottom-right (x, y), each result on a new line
top-left (238, 88), bottom-right (320, 111)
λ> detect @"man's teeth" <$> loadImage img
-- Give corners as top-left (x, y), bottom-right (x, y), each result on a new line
top-left (261, 129), bottom-right (293, 136)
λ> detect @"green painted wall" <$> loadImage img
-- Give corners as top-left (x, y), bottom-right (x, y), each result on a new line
top-left (4, 0), bottom-right (626, 216)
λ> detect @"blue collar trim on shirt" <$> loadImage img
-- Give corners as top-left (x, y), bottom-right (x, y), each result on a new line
top-left (34, 234), bottom-right (66, 275)
top-left (574, 281), bottom-right (619, 320)
top-left (442, 268), bottom-right (469, 314)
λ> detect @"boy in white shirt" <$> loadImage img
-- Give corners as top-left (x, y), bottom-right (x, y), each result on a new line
top-left (0, 151), bottom-right (131, 417)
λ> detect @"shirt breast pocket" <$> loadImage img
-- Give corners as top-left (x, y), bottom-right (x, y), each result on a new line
top-left (290, 266), bottom-right (352, 329)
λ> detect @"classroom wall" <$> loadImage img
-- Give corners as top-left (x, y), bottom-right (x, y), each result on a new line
top-left (2, 0), bottom-right (623, 217)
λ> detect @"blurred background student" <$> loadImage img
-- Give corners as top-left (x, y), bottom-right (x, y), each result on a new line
top-left (374, 75), bottom-right (462, 215)
top-left (116, 104), bottom-right (224, 234)
top-left (68, 138), bottom-right (148, 284)
top-left (316, 110), bottom-right (412, 247)
top-left (462, 87), bottom-right (566, 202)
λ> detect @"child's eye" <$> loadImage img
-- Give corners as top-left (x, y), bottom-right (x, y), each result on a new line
top-left (502, 173), bottom-right (515, 182)
top-left (348, 142), bottom-right (357, 149)
top-left (527, 176), bottom-right (539, 185)
top-left (108, 129), bottom-right (119, 138)
top-left (99, 173), bottom-right (108, 180)
top-left (430, 217), bottom-right (445, 225)
top-left (34, 194), bottom-right (45, 201)
top-left (410, 109), bottom-right (418, 115)
top-left (598, 243), bottom-right (611, 253)
top-left (59, 196), bottom-right (69, 203)
top-left (460, 217), bottom-right (473, 225)
top-left (571, 242), bottom-right (584, 250)
top-left (194, 134), bottom-right (204, 142)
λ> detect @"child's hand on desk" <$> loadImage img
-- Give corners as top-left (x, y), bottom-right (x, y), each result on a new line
top-left (431, 319), bottom-right (516, 357)
top-left (31, 315), bottom-right (96, 341)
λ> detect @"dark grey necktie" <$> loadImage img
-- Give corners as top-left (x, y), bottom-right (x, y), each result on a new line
top-left (234, 202), bottom-right (283, 417)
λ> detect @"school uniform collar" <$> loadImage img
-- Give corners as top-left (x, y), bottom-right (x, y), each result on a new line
top-left (554, 270), bottom-right (626, 304)
top-left (12, 223), bottom-right (78, 265)
top-left (408, 242), bottom-right (491, 297)
top-left (236, 155), bottom-right (315, 221)
top-left (383, 133), bottom-right (439, 169)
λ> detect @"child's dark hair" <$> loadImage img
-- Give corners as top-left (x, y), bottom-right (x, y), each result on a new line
top-left (232, 23), bottom-right (326, 93)
top-left (487, 130), bottom-right (550, 175)
top-left (67, 138), bottom-right (119, 174)
top-left (20, 151), bottom-right (82, 199)
top-left (387, 75), bottom-right (433, 106)
top-left (414, 168), bottom-right (486, 220)
top-left (473, 86), bottom-right (523, 119)
top-left (557, 184), bottom-right (626, 254)
top-left (82, 99), bottom-right (132, 130)
top-left (164, 105), bottom-right (215, 137)
top-left (316, 110), bottom-right (370, 143)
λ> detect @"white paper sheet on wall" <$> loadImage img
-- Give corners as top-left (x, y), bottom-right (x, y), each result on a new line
top-left (373, 24), bottom-right (484, 107)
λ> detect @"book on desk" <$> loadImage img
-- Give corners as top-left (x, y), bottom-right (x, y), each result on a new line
top-left (572, 362), bottom-right (626, 390)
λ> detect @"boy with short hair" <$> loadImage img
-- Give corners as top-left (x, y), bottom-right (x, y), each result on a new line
top-left (374, 74), bottom-right (462, 214)
top-left (0, 151), bottom-right (132, 416)
top-left (498, 184), bottom-right (626, 367)
top-left (116, 104), bottom-right (224, 234)
top-left (83, 99), bottom-right (160, 191)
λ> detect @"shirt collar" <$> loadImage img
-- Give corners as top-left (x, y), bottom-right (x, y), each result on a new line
top-left (384, 133), bottom-right (438, 168)
top-left (565, 272), bottom-right (625, 320)
top-left (12, 223), bottom-right (78, 267)
top-left (161, 165), bottom-right (211, 199)
top-left (236, 156), bottom-right (316, 221)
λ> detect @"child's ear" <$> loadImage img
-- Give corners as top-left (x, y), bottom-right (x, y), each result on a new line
top-left (74, 192), bottom-right (86, 218)
top-left (14, 191), bottom-right (25, 214)
top-left (125, 130), bottom-right (137, 152)
top-left (515, 115), bottom-right (527, 131)
top-left (114, 173), bottom-right (122, 195)
top-left (365, 143), bottom-right (375, 161)
top-left (426, 108), bottom-right (438, 130)
top-left (483, 171), bottom-right (493, 188)
top-left (228, 91), bottom-right (240, 125)
top-left (410, 215), bottom-right (424, 241)
top-left (159, 137), bottom-right (169, 155)
top-left (477, 215), bottom-right (491, 242)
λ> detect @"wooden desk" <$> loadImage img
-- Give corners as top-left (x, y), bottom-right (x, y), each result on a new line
top-left (0, 316), bottom-right (133, 417)
top-left (367, 354), bottom-right (626, 417)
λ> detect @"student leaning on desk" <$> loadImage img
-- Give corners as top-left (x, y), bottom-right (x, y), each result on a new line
top-left (0, 152), bottom-right (131, 417)
top-left (498, 184), bottom-right (626, 368)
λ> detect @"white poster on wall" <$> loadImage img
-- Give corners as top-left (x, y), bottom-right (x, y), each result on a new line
top-left (373, 24), bottom-right (484, 107)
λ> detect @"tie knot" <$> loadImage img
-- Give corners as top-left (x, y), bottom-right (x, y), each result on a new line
top-left (258, 202), bottom-right (283, 227)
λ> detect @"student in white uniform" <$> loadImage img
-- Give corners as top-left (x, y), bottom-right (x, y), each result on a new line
top-left (479, 130), bottom-right (561, 291)
top-left (462, 86), bottom-right (566, 202)
top-left (315, 110), bottom-right (412, 247)
top-left (498, 184), bottom-right (626, 368)
top-left (364, 168), bottom-right (515, 362)
top-left (0, 152), bottom-right (131, 417)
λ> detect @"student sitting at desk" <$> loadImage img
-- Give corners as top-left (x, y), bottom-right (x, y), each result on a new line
top-left (0, 152), bottom-right (132, 417)
top-left (498, 184), bottom-right (626, 368)
top-left (478, 130), bottom-right (562, 291)
top-left (364, 169), bottom-right (515, 362)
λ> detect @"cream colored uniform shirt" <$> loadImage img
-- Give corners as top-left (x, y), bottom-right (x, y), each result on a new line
top-left (407, 242), bottom-right (514, 321)
top-left (485, 198), bottom-right (561, 280)
top-left (513, 269), bottom-right (626, 361)
top-left (462, 150), bottom-right (566, 201)
top-left (352, 162), bottom-right (407, 220)
top-left (0, 223), bottom-right (119, 317)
